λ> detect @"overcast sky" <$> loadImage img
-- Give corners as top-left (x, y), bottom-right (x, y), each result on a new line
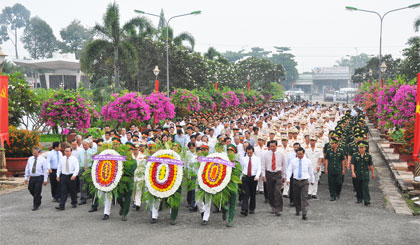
top-left (2, 0), bottom-right (420, 73)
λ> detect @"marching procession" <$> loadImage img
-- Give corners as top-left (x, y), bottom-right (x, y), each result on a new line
top-left (23, 101), bottom-right (375, 227)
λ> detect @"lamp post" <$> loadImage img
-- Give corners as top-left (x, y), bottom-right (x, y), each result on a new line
top-left (153, 65), bottom-right (160, 93)
top-left (368, 69), bottom-right (373, 85)
top-left (247, 74), bottom-right (250, 92)
top-left (59, 82), bottom-right (64, 90)
top-left (214, 72), bottom-right (218, 91)
top-left (0, 47), bottom-right (8, 180)
top-left (380, 62), bottom-right (387, 88)
top-left (134, 9), bottom-right (201, 97)
top-left (345, 3), bottom-right (420, 84)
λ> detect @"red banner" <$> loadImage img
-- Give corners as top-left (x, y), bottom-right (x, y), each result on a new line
top-left (215, 81), bottom-right (218, 91)
top-left (0, 75), bottom-right (9, 147)
top-left (155, 80), bottom-right (159, 93)
top-left (413, 73), bottom-right (420, 162)
top-left (247, 81), bottom-right (250, 92)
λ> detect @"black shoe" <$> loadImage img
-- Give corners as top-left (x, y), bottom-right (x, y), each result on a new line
top-left (249, 210), bottom-right (255, 214)
top-left (189, 206), bottom-right (198, 212)
top-left (88, 207), bottom-right (97, 212)
top-left (336, 195), bottom-right (340, 199)
top-left (102, 214), bottom-right (109, 220)
top-left (213, 209), bottom-right (221, 213)
top-left (52, 198), bottom-right (57, 202)
top-left (364, 202), bottom-right (370, 206)
top-left (55, 206), bottom-right (64, 210)
top-left (312, 195), bottom-right (318, 200)
top-left (240, 211), bottom-right (248, 216)
top-left (356, 199), bottom-right (362, 203)
top-left (275, 212), bottom-right (281, 216)
top-left (135, 205), bottom-right (140, 211)
top-left (78, 200), bottom-right (87, 205)
top-left (259, 191), bottom-right (264, 194)
top-left (302, 215), bottom-right (308, 220)
top-left (201, 220), bottom-right (208, 225)
top-left (32, 206), bottom-right (38, 211)
top-left (295, 211), bottom-right (300, 216)
top-left (308, 195), bottom-right (312, 199)
top-left (330, 197), bottom-right (336, 201)
top-left (72, 204), bottom-right (77, 208)
top-left (289, 203), bottom-right (295, 207)
top-left (150, 218), bottom-right (157, 224)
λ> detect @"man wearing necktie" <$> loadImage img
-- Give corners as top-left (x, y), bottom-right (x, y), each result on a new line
top-left (46, 142), bottom-right (62, 202)
top-left (77, 139), bottom-right (96, 205)
top-left (24, 147), bottom-right (48, 211)
top-left (56, 146), bottom-right (79, 210)
top-left (286, 147), bottom-right (315, 220)
top-left (261, 140), bottom-right (287, 216)
top-left (239, 146), bottom-right (261, 216)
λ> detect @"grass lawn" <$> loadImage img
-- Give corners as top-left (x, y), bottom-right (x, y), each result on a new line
top-left (403, 193), bottom-right (420, 215)
top-left (40, 134), bottom-right (60, 142)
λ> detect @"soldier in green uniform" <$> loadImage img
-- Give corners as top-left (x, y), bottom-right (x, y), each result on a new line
top-left (324, 137), bottom-right (346, 201)
top-left (350, 141), bottom-right (375, 206)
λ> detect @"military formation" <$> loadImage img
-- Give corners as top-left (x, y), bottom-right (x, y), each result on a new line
top-left (24, 101), bottom-right (376, 227)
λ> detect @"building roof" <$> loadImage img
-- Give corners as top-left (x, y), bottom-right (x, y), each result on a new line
top-left (13, 57), bottom-right (80, 71)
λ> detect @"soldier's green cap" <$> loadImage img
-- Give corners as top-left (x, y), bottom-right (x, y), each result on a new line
top-left (227, 144), bottom-right (238, 153)
top-left (112, 137), bottom-right (121, 143)
top-left (330, 137), bottom-right (339, 143)
top-left (328, 130), bottom-right (335, 135)
top-left (126, 142), bottom-right (135, 149)
top-left (354, 134), bottom-right (364, 139)
top-left (358, 141), bottom-right (368, 148)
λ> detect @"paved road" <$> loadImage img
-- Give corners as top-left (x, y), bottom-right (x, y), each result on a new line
top-left (1, 145), bottom-right (419, 244)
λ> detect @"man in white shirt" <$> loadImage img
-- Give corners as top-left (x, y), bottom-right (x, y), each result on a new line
top-left (77, 139), bottom-right (96, 205)
top-left (286, 147), bottom-right (315, 220)
top-left (240, 146), bottom-right (261, 216)
top-left (24, 147), bottom-right (48, 211)
top-left (285, 143), bottom-right (301, 206)
top-left (305, 136), bottom-right (323, 199)
top-left (56, 146), bottom-right (79, 210)
top-left (254, 136), bottom-right (268, 198)
top-left (70, 139), bottom-right (79, 159)
top-left (261, 140), bottom-right (286, 216)
top-left (120, 127), bottom-right (128, 144)
top-left (131, 142), bottom-right (146, 211)
top-left (46, 142), bottom-right (62, 202)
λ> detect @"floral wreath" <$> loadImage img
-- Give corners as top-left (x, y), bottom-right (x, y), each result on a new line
top-left (197, 153), bottom-right (232, 195)
top-left (91, 149), bottom-right (124, 193)
top-left (145, 149), bottom-right (183, 199)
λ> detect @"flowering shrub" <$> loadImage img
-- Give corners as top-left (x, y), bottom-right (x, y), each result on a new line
top-left (390, 84), bottom-right (417, 127)
top-left (145, 92), bottom-right (175, 122)
top-left (41, 90), bottom-right (98, 133)
top-left (171, 89), bottom-right (201, 116)
top-left (401, 118), bottom-right (415, 154)
top-left (221, 91), bottom-right (239, 109)
top-left (101, 92), bottom-right (151, 123)
top-left (5, 126), bottom-right (40, 158)
top-left (376, 83), bottom-right (398, 127)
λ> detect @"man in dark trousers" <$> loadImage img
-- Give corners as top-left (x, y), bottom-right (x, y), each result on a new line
top-left (240, 146), bottom-right (261, 216)
top-left (286, 147), bottom-right (315, 220)
top-left (324, 138), bottom-right (346, 201)
top-left (261, 140), bottom-right (287, 216)
top-left (351, 141), bottom-right (375, 206)
top-left (55, 146), bottom-right (79, 210)
top-left (24, 147), bottom-right (48, 211)
top-left (46, 142), bottom-right (62, 202)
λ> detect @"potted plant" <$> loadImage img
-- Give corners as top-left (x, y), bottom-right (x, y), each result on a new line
top-left (5, 126), bottom-right (40, 176)
top-left (389, 128), bottom-right (405, 154)
top-left (399, 119), bottom-right (415, 165)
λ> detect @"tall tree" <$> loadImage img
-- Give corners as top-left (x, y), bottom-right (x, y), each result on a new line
top-left (270, 47), bottom-right (298, 89)
top-left (80, 2), bottom-right (154, 89)
top-left (159, 26), bottom-right (195, 50)
top-left (158, 9), bottom-right (165, 31)
top-left (59, 20), bottom-right (92, 59)
top-left (222, 49), bottom-right (247, 63)
top-left (21, 16), bottom-right (56, 59)
top-left (414, 16), bottom-right (420, 32)
top-left (204, 47), bottom-right (229, 65)
top-left (0, 3), bottom-right (30, 58)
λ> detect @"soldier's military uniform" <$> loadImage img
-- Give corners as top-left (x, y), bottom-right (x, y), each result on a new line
top-left (325, 139), bottom-right (345, 201)
top-left (351, 141), bottom-right (374, 206)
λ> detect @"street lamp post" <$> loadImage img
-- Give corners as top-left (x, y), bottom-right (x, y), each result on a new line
top-left (214, 72), bottom-right (218, 91)
top-left (380, 62), bottom-right (387, 88)
top-left (247, 74), bottom-right (250, 92)
top-left (153, 65), bottom-right (160, 93)
top-left (345, 3), bottom-right (420, 83)
top-left (368, 69), bottom-right (373, 85)
top-left (134, 9), bottom-right (201, 97)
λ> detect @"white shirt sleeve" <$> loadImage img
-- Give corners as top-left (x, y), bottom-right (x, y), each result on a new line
top-left (24, 157), bottom-right (32, 180)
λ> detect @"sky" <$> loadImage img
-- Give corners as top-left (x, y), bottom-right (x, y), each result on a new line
top-left (1, 0), bottom-right (420, 73)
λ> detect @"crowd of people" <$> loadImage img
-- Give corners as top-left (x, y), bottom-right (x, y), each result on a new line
top-left (24, 101), bottom-right (375, 227)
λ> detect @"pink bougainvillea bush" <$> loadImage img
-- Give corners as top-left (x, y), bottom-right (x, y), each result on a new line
top-left (101, 92), bottom-right (151, 123)
top-left (145, 92), bottom-right (175, 121)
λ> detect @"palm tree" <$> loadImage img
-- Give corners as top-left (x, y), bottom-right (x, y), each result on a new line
top-left (80, 3), bottom-right (154, 89)
top-left (159, 26), bottom-right (195, 50)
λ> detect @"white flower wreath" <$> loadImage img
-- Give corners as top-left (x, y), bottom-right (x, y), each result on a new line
top-left (145, 149), bottom-right (183, 199)
top-left (91, 149), bottom-right (124, 193)
top-left (197, 152), bottom-right (232, 195)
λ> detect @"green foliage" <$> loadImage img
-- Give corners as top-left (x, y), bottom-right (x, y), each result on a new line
top-left (389, 128), bottom-right (405, 143)
top-left (0, 3), bottom-right (30, 58)
top-left (5, 126), bottom-right (40, 158)
top-left (7, 72), bottom-right (37, 127)
top-left (59, 19), bottom-right (92, 59)
top-left (352, 55), bottom-right (402, 83)
top-left (40, 134), bottom-right (60, 143)
top-left (399, 37), bottom-right (420, 81)
top-left (22, 16), bottom-right (56, 59)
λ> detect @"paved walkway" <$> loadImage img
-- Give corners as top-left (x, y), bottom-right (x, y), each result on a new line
top-left (1, 141), bottom-right (419, 244)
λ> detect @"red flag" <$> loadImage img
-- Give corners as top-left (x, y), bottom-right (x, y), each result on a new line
top-left (155, 79), bottom-right (159, 93)
top-left (215, 81), bottom-right (218, 91)
top-left (247, 81), bottom-right (250, 92)
top-left (0, 75), bottom-right (9, 147)
top-left (413, 73), bottom-right (420, 162)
